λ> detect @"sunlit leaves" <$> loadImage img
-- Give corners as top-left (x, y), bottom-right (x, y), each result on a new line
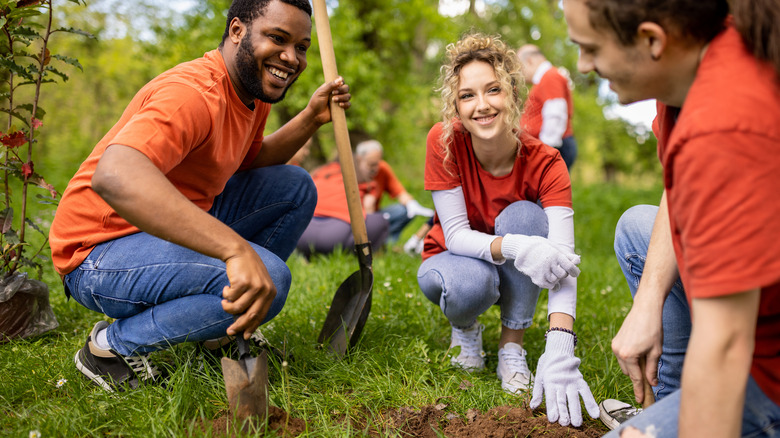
top-left (1, 0), bottom-right (88, 278)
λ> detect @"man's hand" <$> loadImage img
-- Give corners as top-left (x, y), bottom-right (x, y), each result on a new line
top-left (621, 427), bottom-right (653, 438)
top-left (308, 76), bottom-right (351, 126)
top-left (611, 293), bottom-right (664, 405)
top-left (220, 248), bottom-right (277, 340)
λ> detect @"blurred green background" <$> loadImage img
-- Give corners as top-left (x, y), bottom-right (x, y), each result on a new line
top-left (34, 0), bottom-right (661, 201)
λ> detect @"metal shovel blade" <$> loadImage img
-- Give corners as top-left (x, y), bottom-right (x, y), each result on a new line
top-left (318, 244), bottom-right (373, 356)
top-left (222, 345), bottom-right (268, 422)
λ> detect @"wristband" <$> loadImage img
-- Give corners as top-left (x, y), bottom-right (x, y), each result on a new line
top-left (545, 327), bottom-right (577, 347)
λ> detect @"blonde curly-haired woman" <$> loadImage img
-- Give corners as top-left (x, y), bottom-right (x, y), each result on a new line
top-left (417, 33), bottom-right (599, 427)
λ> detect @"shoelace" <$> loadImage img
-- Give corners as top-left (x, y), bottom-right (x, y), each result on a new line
top-left (452, 324), bottom-right (485, 357)
top-left (500, 348), bottom-right (530, 376)
top-left (125, 354), bottom-right (161, 381)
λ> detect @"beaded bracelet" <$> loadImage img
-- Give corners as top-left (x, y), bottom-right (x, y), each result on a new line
top-left (545, 327), bottom-right (578, 347)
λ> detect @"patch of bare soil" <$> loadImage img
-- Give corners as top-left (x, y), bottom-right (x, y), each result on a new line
top-left (386, 405), bottom-right (607, 438)
top-left (196, 404), bottom-right (607, 437)
top-left (196, 406), bottom-right (307, 437)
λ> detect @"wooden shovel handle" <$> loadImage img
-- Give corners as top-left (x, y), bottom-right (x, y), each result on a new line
top-left (312, 0), bottom-right (369, 248)
top-left (640, 356), bottom-right (655, 408)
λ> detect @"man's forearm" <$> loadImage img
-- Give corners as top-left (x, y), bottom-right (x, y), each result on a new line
top-left (679, 290), bottom-right (759, 437)
top-left (255, 106), bottom-right (323, 167)
top-left (635, 191), bottom-right (679, 303)
top-left (94, 145), bottom-right (254, 263)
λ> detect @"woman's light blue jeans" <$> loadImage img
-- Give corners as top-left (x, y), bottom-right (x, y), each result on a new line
top-left (64, 165), bottom-right (316, 356)
top-left (417, 201), bottom-right (546, 330)
top-left (611, 205), bottom-right (780, 437)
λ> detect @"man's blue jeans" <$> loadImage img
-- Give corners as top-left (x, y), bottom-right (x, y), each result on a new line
top-left (64, 165), bottom-right (316, 356)
top-left (381, 203), bottom-right (413, 243)
top-left (417, 201), bottom-right (545, 330)
top-left (611, 204), bottom-right (780, 437)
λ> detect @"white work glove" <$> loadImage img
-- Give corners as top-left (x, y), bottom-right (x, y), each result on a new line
top-left (405, 199), bottom-right (434, 218)
top-left (500, 234), bottom-right (581, 289)
top-left (403, 234), bottom-right (424, 255)
top-left (530, 330), bottom-right (599, 427)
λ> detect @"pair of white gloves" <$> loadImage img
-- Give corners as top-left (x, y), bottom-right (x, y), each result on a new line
top-left (501, 234), bottom-right (598, 427)
top-left (500, 234), bottom-right (580, 291)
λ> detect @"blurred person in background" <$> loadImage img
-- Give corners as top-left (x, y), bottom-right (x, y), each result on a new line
top-left (517, 44), bottom-right (577, 170)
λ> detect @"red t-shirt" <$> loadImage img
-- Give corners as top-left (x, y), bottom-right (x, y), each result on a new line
top-left (654, 24), bottom-right (780, 404)
top-left (422, 121), bottom-right (571, 259)
top-left (49, 50), bottom-right (271, 275)
top-left (521, 66), bottom-right (574, 139)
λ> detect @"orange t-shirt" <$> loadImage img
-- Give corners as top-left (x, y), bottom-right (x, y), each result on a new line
top-left (49, 50), bottom-right (271, 276)
top-left (655, 24), bottom-right (780, 405)
top-left (422, 121), bottom-right (571, 259)
top-left (521, 66), bottom-right (574, 140)
top-left (361, 160), bottom-right (405, 210)
top-left (311, 161), bottom-right (354, 223)
top-left (311, 159), bottom-right (406, 223)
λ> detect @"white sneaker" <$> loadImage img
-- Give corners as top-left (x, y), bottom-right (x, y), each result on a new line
top-left (497, 342), bottom-right (533, 393)
top-left (599, 399), bottom-right (642, 430)
top-left (449, 323), bottom-right (486, 371)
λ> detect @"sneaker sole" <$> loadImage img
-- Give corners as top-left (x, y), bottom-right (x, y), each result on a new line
top-left (74, 350), bottom-right (115, 392)
top-left (598, 403), bottom-right (621, 430)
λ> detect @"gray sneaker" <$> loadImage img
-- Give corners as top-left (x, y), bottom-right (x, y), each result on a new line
top-left (599, 399), bottom-right (642, 430)
top-left (74, 321), bottom-right (162, 392)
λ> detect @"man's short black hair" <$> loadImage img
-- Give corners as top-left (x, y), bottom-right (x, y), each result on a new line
top-left (219, 0), bottom-right (312, 46)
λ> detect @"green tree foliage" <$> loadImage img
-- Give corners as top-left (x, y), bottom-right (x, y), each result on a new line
top-left (36, 0), bottom-right (659, 192)
top-left (1, 0), bottom-right (91, 278)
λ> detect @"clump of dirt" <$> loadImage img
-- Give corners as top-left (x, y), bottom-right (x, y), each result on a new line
top-left (196, 406), bottom-right (307, 437)
top-left (386, 405), bottom-right (607, 438)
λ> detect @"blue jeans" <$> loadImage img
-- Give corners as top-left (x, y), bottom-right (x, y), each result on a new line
top-left (614, 205), bottom-right (689, 400)
top-left (612, 205), bottom-right (780, 437)
top-left (380, 203), bottom-right (413, 243)
top-left (417, 201), bottom-right (546, 330)
top-left (559, 135), bottom-right (578, 170)
top-left (65, 165), bottom-right (316, 356)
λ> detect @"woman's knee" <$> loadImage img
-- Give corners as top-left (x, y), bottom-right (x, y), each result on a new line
top-left (495, 200), bottom-right (548, 236)
top-left (418, 255), bottom-right (498, 316)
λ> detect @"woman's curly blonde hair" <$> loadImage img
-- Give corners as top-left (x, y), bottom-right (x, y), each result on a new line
top-left (436, 32), bottom-right (524, 163)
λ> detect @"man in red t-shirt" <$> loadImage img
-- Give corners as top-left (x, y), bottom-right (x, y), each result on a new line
top-left (295, 139), bottom-right (433, 258)
top-left (49, 0), bottom-right (351, 392)
top-left (517, 45), bottom-right (577, 170)
top-left (563, 0), bottom-right (780, 437)
top-left (355, 140), bottom-right (434, 242)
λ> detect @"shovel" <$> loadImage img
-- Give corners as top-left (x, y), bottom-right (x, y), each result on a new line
top-left (640, 356), bottom-right (655, 408)
top-left (221, 335), bottom-right (268, 423)
top-left (312, 0), bottom-right (374, 357)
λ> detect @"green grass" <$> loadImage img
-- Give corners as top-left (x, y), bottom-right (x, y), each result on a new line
top-left (0, 181), bottom-right (662, 437)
